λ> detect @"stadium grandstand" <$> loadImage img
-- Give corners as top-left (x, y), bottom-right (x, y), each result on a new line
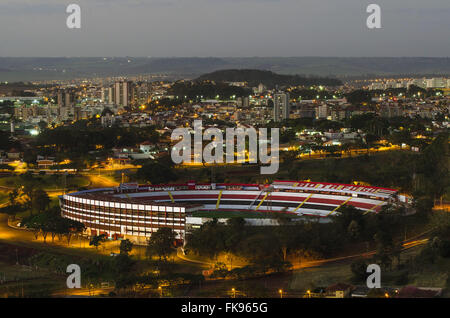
top-left (59, 181), bottom-right (411, 244)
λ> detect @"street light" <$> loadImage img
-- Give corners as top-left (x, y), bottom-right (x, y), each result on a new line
top-left (307, 290), bottom-right (311, 298)
top-left (158, 286), bottom-right (162, 298)
top-left (278, 289), bottom-right (283, 298)
top-left (231, 288), bottom-right (236, 298)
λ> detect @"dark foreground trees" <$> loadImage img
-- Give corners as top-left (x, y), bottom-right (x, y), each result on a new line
top-left (119, 239), bottom-right (133, 256)
top-left (186, 203), bottom-right (414, 274)
top-left (146, 228), bottom-right (176, 260)
top-left (90, 234), bottom-right (108, 250)
top-left (22, 207), bottom-right (85, 244)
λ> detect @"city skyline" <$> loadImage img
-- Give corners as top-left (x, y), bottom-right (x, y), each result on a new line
top-left (0, 0), bottom-right (449, 302)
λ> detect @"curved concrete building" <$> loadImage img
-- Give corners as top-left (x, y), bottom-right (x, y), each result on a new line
top-left (59, 180), bottom-right (408, 244)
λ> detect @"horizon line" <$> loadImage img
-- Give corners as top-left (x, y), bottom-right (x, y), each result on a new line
top-left (1, 56), bottom-right (450, 59)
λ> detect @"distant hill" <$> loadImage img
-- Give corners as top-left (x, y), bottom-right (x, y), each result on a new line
top-left (0, 57), bottom-right (449, 82)
top-left (196, 69), bottom-right (342, 88)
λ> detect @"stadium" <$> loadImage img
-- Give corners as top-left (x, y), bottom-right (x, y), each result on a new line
top-left (59, 180), bottom-right (411, 245)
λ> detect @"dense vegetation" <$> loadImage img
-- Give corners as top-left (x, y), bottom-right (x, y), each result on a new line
top-left (196, 69), bottom-right (342, 88)
top-left (185, 204), bottom-right (412, 273)
top-left (27, 119), bottom-right (159, 169)
top-left (167, 81), bottom-right (252, 100)
top-left (0, 130), bottom-right (21, 151)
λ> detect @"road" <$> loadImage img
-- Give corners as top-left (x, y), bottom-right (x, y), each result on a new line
top-left (177, 229), bottom-right (432, 271)
top-left (52, 286), bottom-right (115, 297)
top-left (0, 214), bottom-right (36, 243)
top-left (433, 201), bottom-right (450, 212)
top-left (0, 210), bottom-right (433, 298)
top-left (83, 173), bottom-right (119, 188)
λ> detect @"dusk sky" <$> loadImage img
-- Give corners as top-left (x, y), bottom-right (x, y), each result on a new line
top-left (0, 0), bottom-right (449, 57)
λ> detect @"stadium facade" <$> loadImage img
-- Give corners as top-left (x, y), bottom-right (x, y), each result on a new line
top-left (59, 181), bottom-right (410, 245)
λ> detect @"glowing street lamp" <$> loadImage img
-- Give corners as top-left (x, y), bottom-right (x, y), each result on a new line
top-left (278, 289), bottom-right (283, 298)
top-left (231, 288), bottom-right (236, 298)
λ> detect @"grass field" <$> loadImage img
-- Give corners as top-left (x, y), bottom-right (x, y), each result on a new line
top-left (289, 263), bottom-right (354, 291)
top-left (191, 210), bottom-right (303, 219)
top-left (0, 262), bottom-right (66, 298)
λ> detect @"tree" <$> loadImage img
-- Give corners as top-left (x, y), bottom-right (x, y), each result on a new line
top-left (373, 231), bottom-right (394, 270)
top-left (22, 184), bottom-right (35, 214)
top-left (414, 133), bottom-right (449, 200)
top-left (146, 228), bottom-right (176, 261)
top-left (274, 227), bottom-right (295, 262)
top-left (364, 133), bottom-right (379, 153)
top-left (56, 217), bottom-right (85, 245)
top-left (136, 162), bottom-right (178, 184)
top-left (388, 130), bottom-right (411, 147)
top-left (22, 213), bottom-right (48, 241)
top-left (21, 207), bottom-right (85, 244)
top-left (38, 120), bottom-right (48, 131)
top-left (185, 219), bottom-right (226, 259)
top-left (392, 242), bottom-right (403, 268)
top-left (0, 202), bottom-right (24, 220)
top-left (413, 196), bottom-right (434, 216)
top-left (347, 220), bottom-right (361, 240)
top-left (438, 240), bottom-right (450, 258)
top-left (346, 89), bottom-right (372, 106)
top-left (351, 259), bottom-right (368, 282)
top-left (238, 233), bottom-right (282, 265)
top-left (112, 254), bottom-right (135, 275)
top-left (333, 205), bottom-right (364, 236)
top-left (226, 217), bottom-right (245, 232)
top-left (89, 234), bottom-right (107, 250)
top-left (4, 188), bottom-right (22, 220)
top-left (8, 188), bottom-right (19, 206)
top-left (32, 189), bottom-right (51, 214)
top-left (119, 239), bottom-right (133, 256)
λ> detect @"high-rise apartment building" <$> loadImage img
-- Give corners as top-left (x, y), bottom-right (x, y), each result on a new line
top-left (316, 104), bottom-right (330, 119)
top-left (101, 87), bottom-right (114, 104)
top-left (273, 92), bottom-right (290, 122)
top-left (57, 89), bottom-right (75, 108)
top-left (113, 81), bottom-right (133, 107)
